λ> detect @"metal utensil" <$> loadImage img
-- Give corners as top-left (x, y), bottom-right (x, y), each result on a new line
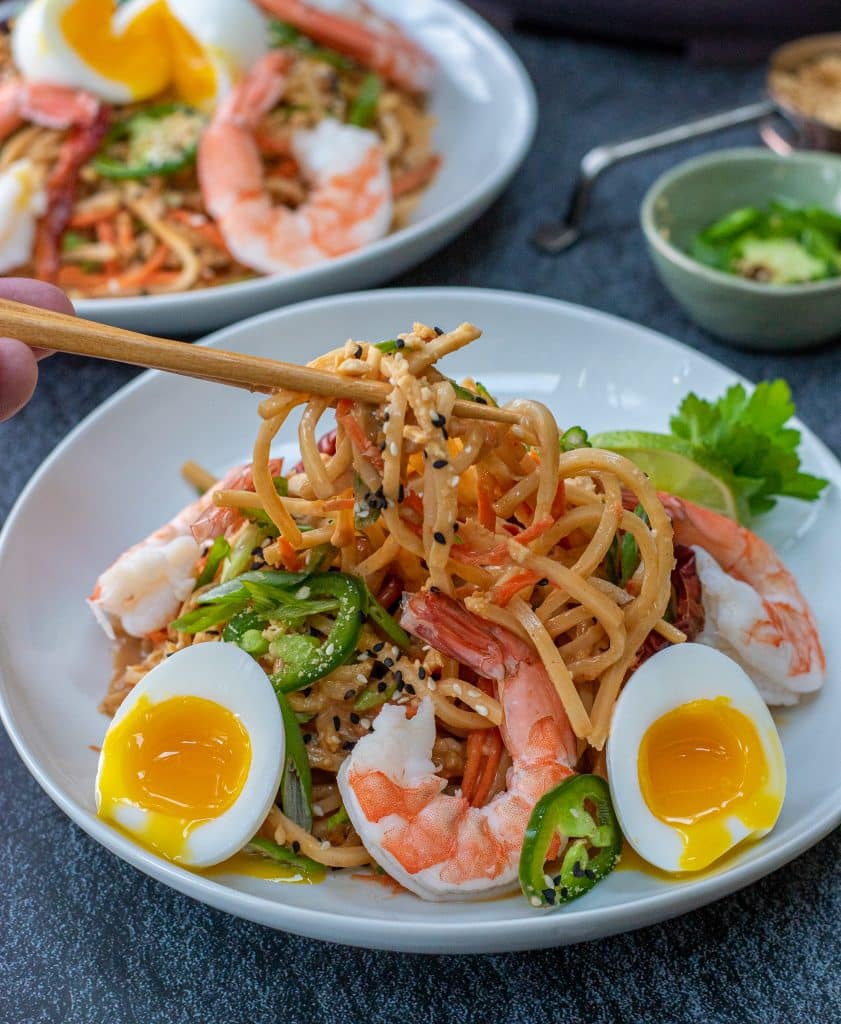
top-left (532, 100), bottom-right (775, 254)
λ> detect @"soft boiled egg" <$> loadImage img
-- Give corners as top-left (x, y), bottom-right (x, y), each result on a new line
top-left (95, 642), bottom-right (284, 867)
top-left (12, 0), bottom-right (268, 110)
top-left (606, 643), bottom-right (786, 873)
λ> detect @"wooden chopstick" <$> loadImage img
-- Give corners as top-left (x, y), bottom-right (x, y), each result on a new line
top-left (0, 298), bottom-right (519, 425)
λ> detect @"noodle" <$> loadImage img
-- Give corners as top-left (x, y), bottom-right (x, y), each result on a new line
top-left (104, 318), bottom-right (687, 873)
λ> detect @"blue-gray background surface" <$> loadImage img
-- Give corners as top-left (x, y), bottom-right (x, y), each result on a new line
top-left (1, 26), bottom-right (839, 1024)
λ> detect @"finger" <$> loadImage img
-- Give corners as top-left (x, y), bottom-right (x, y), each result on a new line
top-left (0, 277), bottom-right (75, 359)
top-left (0, 336), bottom-right (38, 422)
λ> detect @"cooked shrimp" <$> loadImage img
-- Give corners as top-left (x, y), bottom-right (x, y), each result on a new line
top-left (254, 0), bottom-right (435, 93)
top-left (0, 79), bottom-right (102, 139)
top-left (0, 79), bottom-right (108, 280)
top-left (338, 592), bottom-right (577, 900)
top-left (661, 494), bottom-right (825, 704)
top-left (89, 460), bottom-right (280, 639)
top-left (198, 51), bottom-right (392, 276)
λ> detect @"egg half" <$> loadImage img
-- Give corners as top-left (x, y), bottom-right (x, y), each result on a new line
top-left (12, 0), bottom-right (268, 110)
top-left (0, 159), bottom-right (46, 273)
top-left (95, 642), bottom-right (284, 867)
top-left (606, 643), bottom-right (786, 873)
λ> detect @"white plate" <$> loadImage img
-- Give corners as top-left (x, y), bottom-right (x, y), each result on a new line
top-left (53, 0), bottom-right (537, 335)
top-left (1, 288), bottom-right (839, 954)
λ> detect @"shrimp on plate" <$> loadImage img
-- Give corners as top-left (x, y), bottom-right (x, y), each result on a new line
top-left (661, 494), bottom-right (826, 705)
top-left (89, 460), bottom-right (281, 639)
top-left (338, 592), bottom-right (578, 901)
top-left (198, 50), bottom-right (392, 276)
top-left (254, 0), bottom-right (436, 93)
top-left (0, 79), bottom-right (108, 279)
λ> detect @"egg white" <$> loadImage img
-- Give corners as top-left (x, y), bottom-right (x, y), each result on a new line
top-left (13, 0), bottom-right (136, 102)
top-left (0, 160), bottom-right (46, 273)
top-left (95, 642), bottom-right (285, 868)
top-left (166, 0), bottom-right (268, 109)
top-left (606, 643), bottom-right (786, 873)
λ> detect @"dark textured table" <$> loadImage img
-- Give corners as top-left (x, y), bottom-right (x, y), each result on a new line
top-left (2, 26), bottom-right (840, 1024)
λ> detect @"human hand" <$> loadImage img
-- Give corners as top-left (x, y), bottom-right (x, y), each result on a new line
top-left (0, 278), bottom-right (74, 422)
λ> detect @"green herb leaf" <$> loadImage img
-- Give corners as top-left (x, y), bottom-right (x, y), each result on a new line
top-left (669, 380), bottom-right (828, 517)
top-left (348, 73), bottom-right (382, 127)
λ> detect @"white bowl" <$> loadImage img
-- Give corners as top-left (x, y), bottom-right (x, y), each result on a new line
top-left (48, 0), bottom-right (538, 334)
top-left (1, 288), bottom-right (838, 952)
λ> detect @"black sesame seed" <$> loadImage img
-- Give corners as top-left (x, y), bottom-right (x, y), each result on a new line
top-left (404, 683), bottom-right (416, 696)
top-left (396, 678), bottom-right (405, 692)
top-left (453, 522), bottom-right (460, 533)
top-left (433, 531), bottom-right (446, 544)
top-left (393, 670), bottom-right (403, 686)
top-left (377, 681), bottom-right (387, 692)
top-left (431, 412), bottom-right (445, 427)
top-left (430, 586), bottom-right (440, 594)
top-left (371, 662), bottom-right (388, 680)
top-left (441, 427), bottom-right (449, 441)
top-left (373, 642), bottom-right (385, 652)
top-left (383, 657), bottom-right (394, 668)
top-left (552, 875), bottom-right (562, 886)
top-left (342, 740), bottom-right (357, 750)
top-left (332, 715), bottom-right (341, 731)
top-left (251, 546), bottom-right (264, 555)
top-left (417, 667), bottom-right (427, 680)
top-left (398, 484), bottom-right (405, 502)
top-left (303, 687), bottom-right (313, 698)
top-left (350, 712), bottom-right (360, 724)
top-left (303, 733), bottom-right (312, 744)
top-left (585, 869), bottom-right (596, 881)
top-left (358, 609), bottom-right (366, 623)
top-left (538, 578), bottom-right (549, 587)
top-left (292, 841), bottom-right (301, 853)
top-left (560, 886), bottom-right (569, 900)
top-left (343, 689), bottom-right (355, 701)
top-left (395, 338), bottom-right (405, 349)
top-left (433, 326), bottom-right (444, 336)
top-left (542, 888), bottom-right (556, 905)
top-left (432, 458), bottom-right (448, 469)
top-left (353, 344), bottom-right (363, 359)
top-left (572, 861), bottom-right (584, 878)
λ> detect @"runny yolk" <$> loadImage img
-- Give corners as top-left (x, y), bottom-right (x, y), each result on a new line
top-left (59, 0), bottom-right (216, 105)
top-left (98, 695), bottom-right (251, 862)
top-left (637, 698), bottom-right (782, 871)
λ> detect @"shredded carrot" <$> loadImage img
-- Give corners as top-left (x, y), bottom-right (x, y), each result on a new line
top-left (488, 570), bottom-right (541, 607)
top-left (336, 399), bottom-right (384, 471)
top-left (277, 538), bottom-right (302, 572)
top-left (471, 729), bottom-right (503, 808)
top-left (401, 489), bottom-right (424, 518)
top-left (96, 218), bottom-right (118, 274)
top-left (452, 517), bottom-right (555, 567)
top-left (476, 470), bottom-right (496, 532)
top-left (461, 731), bottom-right (484, 802)
top-left (167, 209), bottom-right (228, 250)
top-left (323, 497), bottom-right (355, 512)
top-left (145, 628), bottom-right (169, 645)
top-left (116, 243), bottom-right (169, 288)
top-left (115, 210), bottom-right (134, 255)
top-left (69, 207), bottom-right (119, 229)
top-left (391, 154), bottom-right (441, 199)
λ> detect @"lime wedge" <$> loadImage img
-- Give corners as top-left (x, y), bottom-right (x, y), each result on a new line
top-left (589, 430), bottom-right (739, 520)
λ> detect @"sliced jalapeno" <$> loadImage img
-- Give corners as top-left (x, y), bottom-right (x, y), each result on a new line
top-left (519, 774), bottom-right (621, 908)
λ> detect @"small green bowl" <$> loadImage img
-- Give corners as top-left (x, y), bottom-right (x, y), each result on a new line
top-left (640, 147), bottom-right (841, 350)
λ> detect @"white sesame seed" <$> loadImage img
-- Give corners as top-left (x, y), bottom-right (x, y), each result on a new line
top-left (477, 705), bottom-right (489, 717)
top-left (452, 683), bottom-right (462, 696)
top-left (321, 841), bottom-right (330, 849)
top-left (427, 680), bottom-right (436, 691)
top-left (391, 646), bottom-right (400, 661)
top-left (389, 442), bottom-right (398, 456)
top-left (360, 718), bottom-right (371, 729)
top-left (451, 476), bottom-right (459, 488)
top-left (325, 643), bottom-right (335, 656)
top-left (530, 896), bottom-right (542, 907)
top-left (355, 673), bottom-right (367, 684)
top-left (312, 804), bottom-right (324, 816)
top-left (296, 586), bottom-right (311, 599)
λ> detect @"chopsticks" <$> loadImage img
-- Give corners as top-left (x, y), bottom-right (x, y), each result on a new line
top-left (1, 298), bottom-right (519, 425)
